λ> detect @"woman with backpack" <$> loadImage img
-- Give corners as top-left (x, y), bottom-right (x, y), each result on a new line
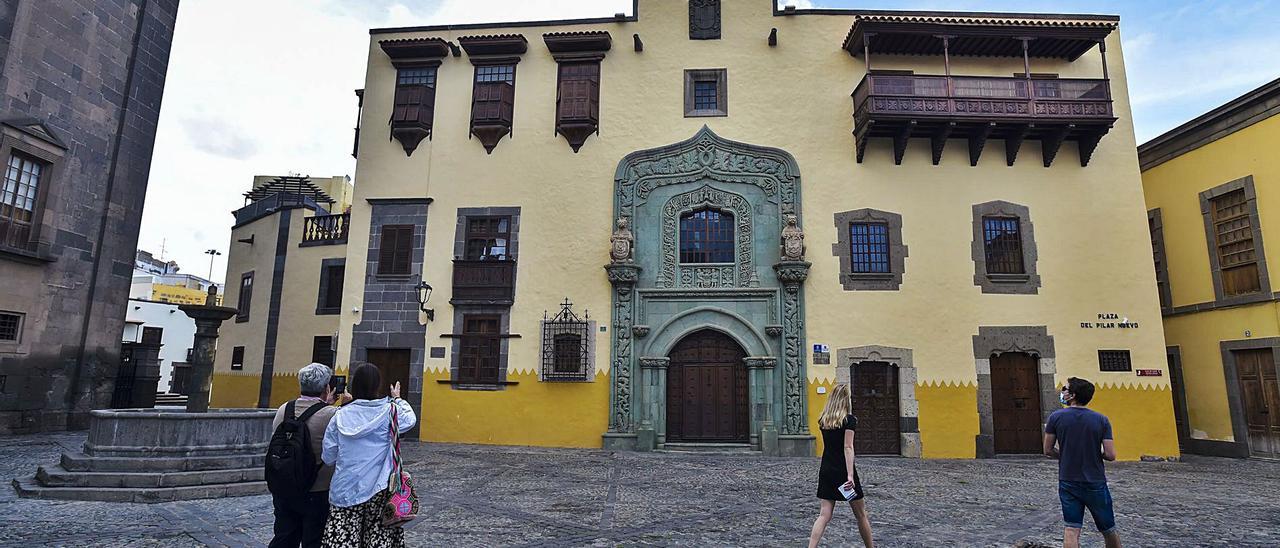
top-left (807, 383), bottom-right (874, 548)
top-left (320, 363), bottom-right (417, 547)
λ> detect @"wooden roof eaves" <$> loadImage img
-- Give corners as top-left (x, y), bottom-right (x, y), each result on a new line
top-left (1138, 76), bottom-right (1280, 172)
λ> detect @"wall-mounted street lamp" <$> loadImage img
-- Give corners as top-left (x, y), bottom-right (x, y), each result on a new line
top-left (415, 281), bottom-right (435, 322)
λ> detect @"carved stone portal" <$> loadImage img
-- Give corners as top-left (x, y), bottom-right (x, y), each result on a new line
top-left (605, 127), bottom-right (812, 457)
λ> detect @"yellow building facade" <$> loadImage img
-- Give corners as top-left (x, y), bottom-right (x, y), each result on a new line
top-left (1140, 77), bottom-right (1280, 459)
top-left (331, 1), bottom-right (1176, 459)
top-left (210, 175), bottom-right (354, 408)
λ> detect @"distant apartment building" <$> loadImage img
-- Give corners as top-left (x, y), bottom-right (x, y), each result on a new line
top-left (0, 0), bottom-right (178, 432)
top-left (211, 175), bottom-right (353, 408)
top-left (1140, 77), bottom-right (1280, 459)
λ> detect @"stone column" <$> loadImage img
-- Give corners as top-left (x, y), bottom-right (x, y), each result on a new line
top-left (637, 356), bottom-right (668, 451)
top-left (774, 260), bottom-right (815, 457)
top-left (603, 263), bottom-right (641, 450)
top-left (179, 288), bottom-right (239, 413)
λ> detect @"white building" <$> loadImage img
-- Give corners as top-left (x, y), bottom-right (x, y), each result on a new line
top-left (122, 298), bottom-right (196, 394)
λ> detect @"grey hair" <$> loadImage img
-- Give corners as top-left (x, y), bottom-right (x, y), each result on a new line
top-left (298, 363), bottom-right (333, 397)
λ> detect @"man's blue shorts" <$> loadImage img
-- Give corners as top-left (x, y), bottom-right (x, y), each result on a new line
top-left (1058, 480), bottom-right (1116, 534)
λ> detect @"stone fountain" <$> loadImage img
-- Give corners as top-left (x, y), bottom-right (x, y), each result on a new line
top-left (14, 287), bottom-right (276, 502)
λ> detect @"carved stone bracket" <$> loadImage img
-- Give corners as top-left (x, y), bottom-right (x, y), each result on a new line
top-left (774, 260), bottom-right (810, 435)
top-left (743, 356), bottom-right (777, 369)
top-left (632, 325), bottom-right (650, 338)
top-left (605, 263), bottom-right (641, 433)
top-left (638, 357), bottom-right (669, 369)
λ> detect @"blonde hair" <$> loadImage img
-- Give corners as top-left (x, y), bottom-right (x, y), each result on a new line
top-left (819, 384), bottom-right (852, 430)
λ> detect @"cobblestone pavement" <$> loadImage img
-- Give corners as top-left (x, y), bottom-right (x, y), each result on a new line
top-left (0, 433), bottom-right (1277, 547)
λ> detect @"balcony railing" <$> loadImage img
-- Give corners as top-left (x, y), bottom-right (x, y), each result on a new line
top-left (852, 74), bottom-right (1115, 167)
top-left (452, 259), bottom-right (515, 304)
top-left (302, 213), bottom-right (349, 246)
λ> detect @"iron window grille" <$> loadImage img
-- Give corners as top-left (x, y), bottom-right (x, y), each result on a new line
top-left (541, 299), bottom-right (591, 382)
top-left (850, 222), bottom-right (891, 274)
top-left (680, 207), bottom-right (734, 263)
top-left (0, 312), bottom-right (21, 342)
top-left (1098, 350), bottom-right (1132, 372)
top-left (982, 216), bottom-right (1025, 275)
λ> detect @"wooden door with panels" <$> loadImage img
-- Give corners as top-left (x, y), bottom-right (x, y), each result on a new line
top-left (666, 330), bottom-right (749, 443)
top-left (851, 361), bottom-right (901, 455)
top-left (991, 353), bottom-right (1043, 454)
top-left (1234, 348), bottom-right (1280, 458)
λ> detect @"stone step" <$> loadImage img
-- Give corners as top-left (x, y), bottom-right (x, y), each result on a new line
top-left (61, 452), bottom-right (264, 473)
top-left (36, 464), bottom-right (262, 489)
top-left (13, 477), bottom-right (268, 503)
top-left (658, 443), bottom-right (758, 455)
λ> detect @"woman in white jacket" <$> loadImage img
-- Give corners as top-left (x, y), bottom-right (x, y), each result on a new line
top-left (320, 363), bottom-right (416, 548)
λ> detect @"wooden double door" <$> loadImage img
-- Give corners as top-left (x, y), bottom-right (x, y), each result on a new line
top-left (991, 353), bottom-right (1043, 454)
top-left (666, 330), bottom-right (749, 443)
top-left (851, 362), bottom-right (901, 455)
top-left (1234, 348), bottom-right (1280, 459)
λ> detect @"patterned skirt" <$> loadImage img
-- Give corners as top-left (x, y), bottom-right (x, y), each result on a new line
top-left (320, 490), bottom-right (406, 548)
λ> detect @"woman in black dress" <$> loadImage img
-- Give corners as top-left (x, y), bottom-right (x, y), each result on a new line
top-left (808, 383), bottom-right (874, 548)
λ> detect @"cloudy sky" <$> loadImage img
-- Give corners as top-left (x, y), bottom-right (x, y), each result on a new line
top-left (138, 0), bottom-right (1280, 284)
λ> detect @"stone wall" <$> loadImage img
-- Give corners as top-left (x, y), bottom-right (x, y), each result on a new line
top-left (0, 0), bottom-right (179, 433)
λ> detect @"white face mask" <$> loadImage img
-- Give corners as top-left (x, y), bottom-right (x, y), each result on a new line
top-left (1059, 392), bottom-right (1071, 406)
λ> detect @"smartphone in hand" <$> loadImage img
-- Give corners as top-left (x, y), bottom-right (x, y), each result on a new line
top-left (330, 375), bottom-right (347, 395)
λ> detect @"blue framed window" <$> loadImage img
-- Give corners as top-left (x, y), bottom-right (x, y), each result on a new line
top-left (850, 223), bottom-right (890, 274)
top-left (680, 208), bottom-right (734, 263)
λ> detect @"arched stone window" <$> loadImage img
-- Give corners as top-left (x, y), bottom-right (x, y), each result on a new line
top-left (679, 207), bottom-right (735, 263)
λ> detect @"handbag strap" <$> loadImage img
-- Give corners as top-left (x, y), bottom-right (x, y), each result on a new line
top-left (387, 401), bottom-right (406, 494)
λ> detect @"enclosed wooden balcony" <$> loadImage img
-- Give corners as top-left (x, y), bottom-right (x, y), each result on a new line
top-left (842, 13), bottom-right (1119, 167)
top-left (853, 73), bottom-right (1115, 166)
top-left (451, 259), bottom-right (516, 304)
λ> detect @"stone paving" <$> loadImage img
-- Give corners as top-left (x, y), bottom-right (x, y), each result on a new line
top-left (0, 432), bottom-right (1277, 547)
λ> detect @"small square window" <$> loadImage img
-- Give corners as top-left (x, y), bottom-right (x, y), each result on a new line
top-left (684, 69), bottom-right (727, 117)
top-left (1098, 350), bottom-right (1132, 372)
top-left (0, 312), bottom-right (22, 342)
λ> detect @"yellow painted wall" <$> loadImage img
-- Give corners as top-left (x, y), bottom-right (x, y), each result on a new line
top-left (339, 1), bottom-right (1173, 456)
top-left (419, 370), bottom-right (610, 448)
top-left (210, 372), bottom-right (300, 409)
top-left (1089, 383), bottom-right (1180, 460)
top-left (917, 382), bottom-right (980, 459)
top-left (1141, 103), bottom-right (1280, 445)
top-left (151, 284), bottom-right (220, 305)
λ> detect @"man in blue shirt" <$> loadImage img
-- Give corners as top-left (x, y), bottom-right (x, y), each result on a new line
top-left (1044, 377), bottom-right (1121, 548)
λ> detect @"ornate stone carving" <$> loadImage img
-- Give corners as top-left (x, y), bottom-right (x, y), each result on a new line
top-left (605, 264), bottom-right (640, 433)
top-left (780, 214), bottom-right (805, 261)
top-left (660, 185), bottom-right (756, 288)
top-left (638, 357), bottom-right (669, 369)
top-left (765, 325), bottom-right (783, 337)
top-left (743, 357), bottom-right (777, 369)
top-left (610, 216), bottom-right (634, 263)
top-left (774, 260), bottom-right (811, 435)
top-left (689, 0), bottom-right (721, 40)
top-left (632, 325), bottom-right (650, 338)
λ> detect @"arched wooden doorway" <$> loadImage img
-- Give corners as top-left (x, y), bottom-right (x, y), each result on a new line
top-left (666, 330), bottom-right (749, 443)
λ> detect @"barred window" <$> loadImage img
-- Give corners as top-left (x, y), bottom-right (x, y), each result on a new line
top-left (0, 312), bottom-right (21, 342)
top-left (850, 223), bottom-right (890, 274)
top-left (1098, 350), bottom-right (1132, 372)
top-left (1210, 189), bottom-right (1261, 296)
top-left (693, 81), bottom-right (718, 111)
top-left (541, 299), bottom-right (592, 382)
top-left (983, 216), bottom-right (1025, 275)
top-left (680, 208), bottom-right (734, 263)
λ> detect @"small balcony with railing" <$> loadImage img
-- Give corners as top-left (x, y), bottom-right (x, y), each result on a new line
top-left (451, 259), bottom-right (516, 305)
top-left (843, 15), bottom-right (1119, 167)
top-left (301, 213), bottom-right (350, 247)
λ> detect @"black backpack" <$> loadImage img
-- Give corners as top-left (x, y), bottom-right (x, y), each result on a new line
top-left (265, 400), bottom-right (327, 497)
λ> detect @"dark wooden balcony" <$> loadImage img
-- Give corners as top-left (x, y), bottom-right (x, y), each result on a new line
top-left (452, 259), bottom-right (515, 304)
top-left (853, 73), bottom-right (1115, 167)
top-left (301, 213), bottom-right (349, 246)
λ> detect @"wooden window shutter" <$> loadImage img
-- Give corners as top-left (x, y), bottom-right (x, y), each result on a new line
top-left (324, 264), bottom-right (345, 309)
top-left (378, 225), bottom-right (413, 275)
top-left (498, 82), bottom-right (515, 125)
